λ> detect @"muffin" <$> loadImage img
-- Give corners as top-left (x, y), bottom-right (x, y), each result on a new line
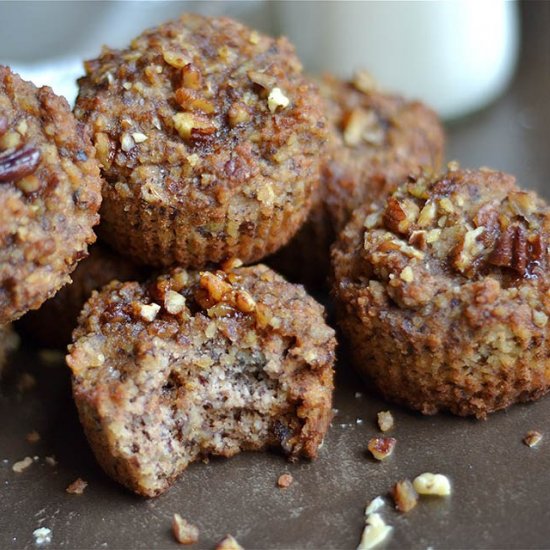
top-left (18, 244), bottom-right (146, 349)
top-left (74, 14), bottom-right (327, 269)
top-left (0, 324), bottom-right (18, 377)
top-left (270, 72), bottom-right (444, 287)
top-left (68, 263), bottom-right (336, 497)
top-left (0, 66), bottom-right (102, 324)
top-left (332, 165), bottom-right (550, 418)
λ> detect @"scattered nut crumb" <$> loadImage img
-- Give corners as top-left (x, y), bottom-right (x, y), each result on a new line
top-left (12, 456), bottom-right (33, 473)
top-left (172, 514), bottom-right (199, 545)
top-left (267, 87), bottom-right (290, 113)
top-left (365, 496), bottom-right (385, 515)
top-left (66, 478), bottom-right (88, 495)
top-left (413, 473), bottom-right (452, 496)
top-left (377, 411), bottom-right (394, 432)
top-left (392, 479), bottom-right (419, 513)
top-left (216, 535), bottom-right (243, 550)
top-left (26, 431), bottom-right (41, 444)
top-left (33, 527), bottom-right (52, 546)
top-left (357, 513), bottom-right (392, 550)
top-left (368, 437), bottom-right (396, 461)
top-left (45, 456), bottom-right (57, 467)
top-left (523, 430), bottom-right (543, 447)
top-left (277, 473), bottom-right (293, 488)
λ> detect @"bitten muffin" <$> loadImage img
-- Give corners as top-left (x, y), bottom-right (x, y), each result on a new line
top-left (68, 263), bottom-right (336, 497)
top-left (74, 14), bottom-right (327, 268)
top-left (0, 66), bottom-right (102, 324)
top-left (332, 165), bottom-right (550, 418)
top-left (270, 72), bottom-right (444, 287)
top-left (0, 324), bottom-right (18, 377)
top-left (18, 244), bottom-right (146, 349)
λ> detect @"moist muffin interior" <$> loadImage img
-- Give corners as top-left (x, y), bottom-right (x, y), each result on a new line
top-left (69, 264), bottom-right (335, 496)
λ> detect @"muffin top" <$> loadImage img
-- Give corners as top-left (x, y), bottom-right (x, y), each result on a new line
top-left (69, 263), bottom-right (336, 384)
top-left (0, 66), bottom-right (101, 324)
top-left (333, 166), bottom-right (550, 315)
top-left (74, 14), bottom-right (326, 207)
top-left (321, 72), bottom-right (444, 231)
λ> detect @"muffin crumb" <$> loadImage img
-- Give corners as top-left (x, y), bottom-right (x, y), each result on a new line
top-left (391, 479), bottom-right (418, 512)
top-left (523, 430), bottom-right (543, 448)
top-left (216, 535), bottom-right (243, 550)
top-left (357, 513), bottom-right (392, 550)
top-left (12, 456), bottom-right (33, 473)
top-left (277, 473), bottom-right (294, 488)
top-left (377, 411), bottom-right (394, 432)
top-left (172, 514), bottom-right (199, 545)
top-left (368, 437), bottom-right (396, 461)
top-left (66, 478), bottom-right (88, 495)
top-left (33, 527), bottom-right (52, 546)
top-left (364, 496), bottom-right (385, 515)
top-left (413, 473), bottom-right (451, 496)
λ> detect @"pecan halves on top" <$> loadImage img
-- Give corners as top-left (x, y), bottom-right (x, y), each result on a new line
top-left (383, 196), bottom-right (418, 235)
top-left (0, 146), bottom-right (41, 183)
top-left (488, 223), bottom-right (537, 275)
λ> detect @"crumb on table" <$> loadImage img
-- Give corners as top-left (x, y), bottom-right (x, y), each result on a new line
top-left (523, 430), bottom-right (543, 447)
top-left (277, 473), bottom-right (294, 488)
top-left (172, 514), bottom-right (199, 545)
top-left (216, 534), bottom-right (244, 550)
top-left (66, 478), bottom-right (88, 495)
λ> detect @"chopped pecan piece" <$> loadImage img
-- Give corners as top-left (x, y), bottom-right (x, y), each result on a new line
top-left (368, 436), bottom-right (396, 460)
top-left (383, 197), bottom-right (408, 234)
top-left (0, 145), bottom-right (41, 183)
top-left (392, 479), bottom-right (418, 512)
top-left (488, 223), bottom-right (535, 275)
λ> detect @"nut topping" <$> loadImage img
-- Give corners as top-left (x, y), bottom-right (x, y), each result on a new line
top-left (489, 223), bottom-right (531, 274)
top-left (0, 146), bottom-right (41, 183)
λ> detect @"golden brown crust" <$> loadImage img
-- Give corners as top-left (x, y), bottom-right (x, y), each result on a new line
top-left (0, 66), bottom-right (102, 324)
top-left (18, 244), bottom-right (147, 349)
top-left (74, 14), bottom-right (326, 268)
top-left (68, 264), bottom-right (335, 496)
top-left (270, 73), bottom-right (444, 287)
top-left (332, 166), bottom-right (550, 418)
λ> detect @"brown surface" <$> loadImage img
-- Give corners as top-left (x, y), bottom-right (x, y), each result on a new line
top-left (332, 168), bottom-right (550, 418)
top-left (2, 3), bottom-right (550, 549)
top-left (75, 13), bottom-right (326, 268)
top-left (0, 66), bottom-right (102, 324)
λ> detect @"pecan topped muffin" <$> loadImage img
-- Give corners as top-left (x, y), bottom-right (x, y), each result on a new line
top-left (269, 72), bottom-right (444, 287)
top-left (75, 14), bottom-right (327, 268)
top-left (0, 66), bottom-right (102, 324)
top-left (332, 165), bottom-right (550, 418)
top-left (68, 263), bottom-right (335, 496)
